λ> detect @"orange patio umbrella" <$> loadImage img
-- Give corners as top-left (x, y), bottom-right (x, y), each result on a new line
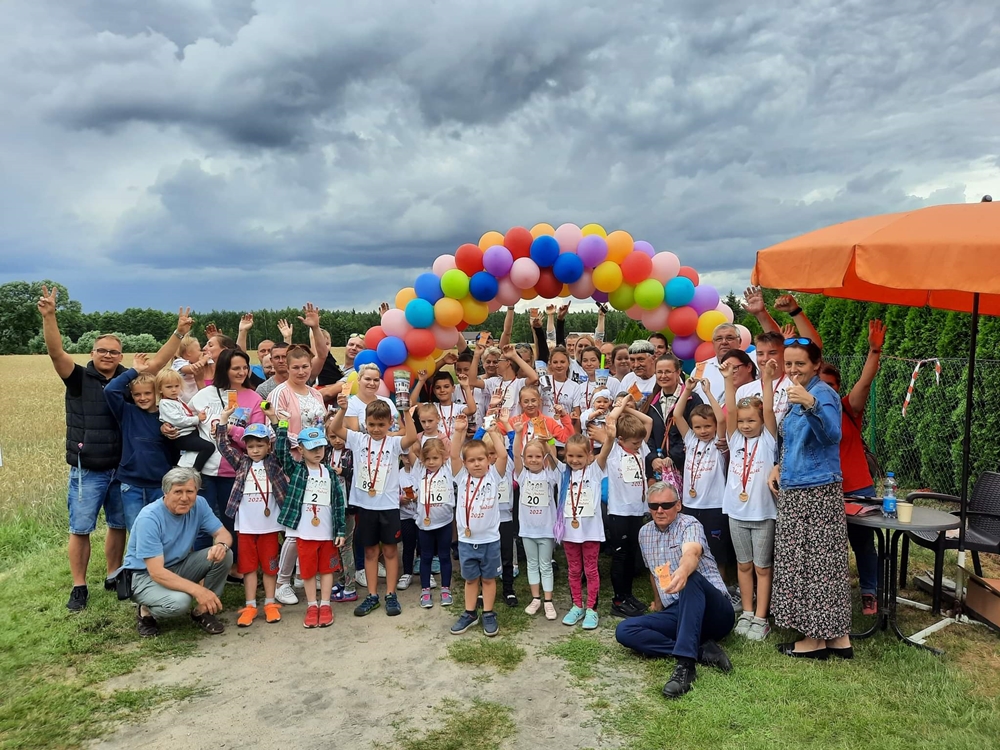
top-left (751, 197), bottom-right (999, 557)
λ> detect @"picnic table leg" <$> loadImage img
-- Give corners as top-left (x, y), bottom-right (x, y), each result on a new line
top-left (888, 530), bottom-right (944, 655)
top-left (852, 528), bottom-right (885, 639)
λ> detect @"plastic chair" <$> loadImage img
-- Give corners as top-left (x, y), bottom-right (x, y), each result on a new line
top-left (898, 471), bottom-right (1000, 613)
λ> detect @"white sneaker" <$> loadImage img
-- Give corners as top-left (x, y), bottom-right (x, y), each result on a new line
top-left (429, 575), bottom-right (437, 589)
top-left (356, 569), bottom-right (368, 588)
top-left (378, 562), bottom-right (387, 579)
top-left (397, 574), bottom-right (413, 590)
top-left (293, 576), bottom-right (304, 589)
top-left (275, 583), bottom-right (298, 605)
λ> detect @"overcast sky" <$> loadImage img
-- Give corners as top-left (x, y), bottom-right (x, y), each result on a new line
top-left (2, 0), bottom-right (998, 314)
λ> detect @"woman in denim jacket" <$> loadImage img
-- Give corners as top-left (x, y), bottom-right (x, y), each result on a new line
top-left (766, 339), bottom-right (852, 660)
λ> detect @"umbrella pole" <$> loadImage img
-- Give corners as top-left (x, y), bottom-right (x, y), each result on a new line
top-left (956, 292), bottom-right (980, 609)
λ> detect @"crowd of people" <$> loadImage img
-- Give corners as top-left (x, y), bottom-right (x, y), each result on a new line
top-left (39, 283), bottom-right (886, 699)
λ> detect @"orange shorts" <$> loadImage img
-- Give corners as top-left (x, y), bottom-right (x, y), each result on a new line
top-left (298, 539), bottom-right (342, 579)
top-left (237, 531), bottom-right (281, 576)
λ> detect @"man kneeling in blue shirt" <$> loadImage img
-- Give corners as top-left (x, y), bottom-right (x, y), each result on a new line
top-left (123, 467), bottom-right (234, 638)
top-left (615, 481), bottom-right (735, 698)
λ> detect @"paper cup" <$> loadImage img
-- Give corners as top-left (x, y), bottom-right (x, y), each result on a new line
top-left (393, 369), bottom-right (411, 410)
top-left (896, 502), bottom-right (913, 523)
top-left (596, 368), bottom-right (609, 389)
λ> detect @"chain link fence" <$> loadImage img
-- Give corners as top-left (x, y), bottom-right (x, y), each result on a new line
top-left (826, 355), bottom-right (1000, 496)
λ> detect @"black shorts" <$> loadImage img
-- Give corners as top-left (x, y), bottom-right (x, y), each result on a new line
top-left (684, 506), bottom-right (733, 569)
top-left (355, 508), bottom-right (402, 548)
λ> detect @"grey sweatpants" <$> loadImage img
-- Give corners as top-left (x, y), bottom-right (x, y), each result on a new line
top-left (132, 549), bottom-right (232, 619)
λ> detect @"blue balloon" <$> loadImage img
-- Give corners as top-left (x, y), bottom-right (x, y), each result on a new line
top-left (376, 336), bottom-right (408, 367)
top-left (552, 252), bottom-right (584, 284)
top-left (353, 349), bottom-right (386, 375)
top-left (529, 235), bottom-right (560, 267)
top-left (405, 298), bottom-right (435, 328)
top-left (665, 276), bottom-right (696, 307)
top-left (681, 358), bottom-right (696, 376)
top-left (469, 271), bottom-right (499, 302)
top-left (414, 272), bottom-right (444, 304)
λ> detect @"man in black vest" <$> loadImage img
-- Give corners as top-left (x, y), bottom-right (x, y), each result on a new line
top-left (38, 286), bottom-right (194, 611)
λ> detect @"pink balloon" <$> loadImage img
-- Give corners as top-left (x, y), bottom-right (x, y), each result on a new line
top-left (510, 257), bottom-right (541, 290)
top-left (633, 240), bottom-right (656, 257)
top-left (381, 308), bottom-right (411, 338)
top-left (716, 301), bottom-right (735, 323)
top-left (497, 276), bottom-right (522, 306)
top-left (626, 304), bottom-right (644, 321)
top-left (488, 298), bottom-right (504, 313)
top-left (736, 324), bottom-right (752, 350)
top-left (432, 254), bottom-right (456, 276)
top-left (641, 305), bottom-right (671, 331)
top-left (568, 269), bottom-right (595, 299)
top-left (554, 223), bottom-right (583, 254)
top-left (650, 251), bottom-right (681, 283)
top-left (376, 381), bottom-right (391, 398)
top-left (431, 323), bottom-right (459, 350)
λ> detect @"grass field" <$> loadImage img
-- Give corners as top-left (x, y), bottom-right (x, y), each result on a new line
top-left (1, 353), bottom-right (999, 750)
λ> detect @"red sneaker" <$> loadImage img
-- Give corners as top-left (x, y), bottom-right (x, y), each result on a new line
top-left (861, 594), bottom-right (878, 616)
top-left (304, 605), bottom-right (320, 628)
top-left (318, 604), bottom-right (334, 628)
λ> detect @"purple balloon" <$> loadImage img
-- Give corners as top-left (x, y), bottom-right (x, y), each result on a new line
top-left (671, 333), bottom-right (701, 360)
top-left (633, 240), bottom-right (655, 257)
top-left (690, 284), bottom-right (721, 314)
top-left (483, 244), bottom-right (513, 277)
top-left (577, 235), bottom-right (609, 269)
top-left (592, 290), bottom-right (610, 304)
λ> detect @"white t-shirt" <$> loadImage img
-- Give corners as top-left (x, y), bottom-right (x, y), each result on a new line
top-left (345, 395), bottom-right (400, 434)
top-left (345, 431), bottom-right (407, 511)
top-left (171, 357), bottom-right (199, 403)
top-left (433, 402), bottom-right (465, 441)
top-left (570, 359), bottom-right (588, 382)
top-left (295, 466), bottom-right (335, 541)
top-left (498, 459), bottom-right (514, 523)
top-left (546, 378), bottom-right (582, 422)
top-left (412, 462), bottom-right (456, 531)
top-left (620, 372), bottom-right (656, 398)
top-left (724, 431), bottom-right (778, 521)
top-left (235, 461), bottom-right (284, 534)
top-left (455, 466), bottom-right (502, 544)
top-left (484, 376), bottom-right (526, 416)
top-left (561, 463), bottom-right (607, 544)
top-left (693, 357), bottom-right (726, 403)
top-left (736, 376), bottom-right (793, 427)
top-left (606, 441), bottom-right (650, 517)
top-left (682, 432), bottom-right (726, 510)
top-left (516, 467), bottom-right (559, 539)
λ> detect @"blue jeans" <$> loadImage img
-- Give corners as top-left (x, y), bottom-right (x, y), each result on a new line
top-left (67, 466), bottom-right (124, 534)
top-left (119, 483), bottom-right (163, 531)
top-left (419, 525), bottom-right (453, 589)
top-left (615, 571), bottom-right (735, 661)
top-left (847, 485), bottom-right (878, 596)
top-left (194, 475), bottom-right (236, 552)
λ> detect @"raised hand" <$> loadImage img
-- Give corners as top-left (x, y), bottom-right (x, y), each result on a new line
top-left (298, 302), bottom-right (320, 329)
top-left (132, 352), bottom-right (150, 374)
top-left (204, 323), bottom-right (219, 339)
top-left (238, 313), bottom-right (254, 332)
top-left (336, 391), bottom-right (349, 410)
top-left (441, 352), bottom-right (458, 365)
top-left (501, 344), bottom-right (516, 360)
top-left (773, 294), bottom-right (798, 313)
top-left (530, 312), bottom-right (543, 329)
top-left (417, 369), bottom-right (429, 382)
top-left (277, 319), bottom-right (293, 340)
top-left (545, 304), bottom-right (556, 316)
top-left (379, 302), bottom-right (390, 316)
top-left (719, 360), bottom-right (734, 380)
top-left (175, 307), bottom-right (194, 336)
top-left (762, 359), bottom-right (779, 379)
top-left (457, 373), bottom-right (470, 388)
top-left (743, 286), bottom-right (765, 315)
top-left (498, 407), bottom-right (511, 426)
top-left (587, 422), bottom-right (609, 444)
top-left (785, 378), bottom-right (815, 407)
top-left (558, 301), bottom-right (571, 320)
top-left (37, 285), bottom-right (58, 318)
top-left (685, 376), bottom-right (708, 390)
top-left (454, 414), bottom-right (469, 434)
top-left (868, 319), bottom-right (886, 350)
top-left (780, 323), bottom-right (796, 339)
top-left (554, 403), bottom-right (567, 419)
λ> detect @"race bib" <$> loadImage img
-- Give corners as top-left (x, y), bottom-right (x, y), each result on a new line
top-left (421, 476), bottom-right (450, 506)
top-left (498, 384), bottom-right (517, 409)
top-left (358, 461), bottom-right (388, 495)
top-left (520, 479), bottom-right (550, 508)
top-left (498, 480), bottom-right (511, 506)
top-left (564, 484), bottom-right (595, 518)
top-left (620, 454), bottom-right (643, 486)
top-left (304, 474), bottom-right (332, 507)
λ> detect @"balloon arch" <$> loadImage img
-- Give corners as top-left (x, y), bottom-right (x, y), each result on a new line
top-left (355, 223), bottom-right (748, 392)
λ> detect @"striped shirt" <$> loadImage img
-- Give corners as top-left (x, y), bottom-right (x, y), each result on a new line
top-left (639, 514), bottom-right (727, 608)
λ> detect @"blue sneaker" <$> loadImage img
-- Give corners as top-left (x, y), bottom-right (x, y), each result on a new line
top-left (353, 594), bottom-right (380, 617)
top-left (334, 587), bottom-right (358, 603)
top-left (582, 608), bottom-right (600, 630)
top-left (450, 611), bottom-right (479, 634)
top-left (431, 556), bottom-right (441, 574)
top-left (413, 558), bottom-right (421, 574)
top-left (332, 583), bottom-right (344, 597)
top-left (562, 605), bottom-right (585, 626)
top-left (385, 593), bottom-right (402, 616)
top-left (440, 588), bottom-right (454, 606)
top-left (482, 610), bottom-right (499, 637)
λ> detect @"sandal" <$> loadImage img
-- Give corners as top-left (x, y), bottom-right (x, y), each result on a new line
top-left (190, 610), bottom-right (225, 635)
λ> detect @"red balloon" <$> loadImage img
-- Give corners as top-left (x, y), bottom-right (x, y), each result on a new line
top-left (504, 226), bottom-right (533, 260)
top-left (620, 251), bottom-right (654, 285)
top-left (677, 266), bottom-right (700, 285)
top-left (454, 243), bottom-right (484, 276)
top-left (456, 321), bottom-right (469, 331)
top-left (404, 328), bottom-right (436, 358)
top-left (534, 268), bottom-right (564, 299)
top-left (667, 306), bottom-right (698, 337)
top-left (694, 341), bottom-right (715, 362)
top-left (363, 325), bottom-right (387, 350)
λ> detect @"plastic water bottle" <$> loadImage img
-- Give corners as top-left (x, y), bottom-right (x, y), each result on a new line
top-left (882, 472), bottom-right (897, 519)
top-left (654, 449), bottom-right (664, 481)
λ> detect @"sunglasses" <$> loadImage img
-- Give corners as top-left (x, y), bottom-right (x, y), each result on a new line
top-left (348, 333), bottom-right (364, 341)
top-left (784, 337), bottom-right (812, 346)
top-left (648, 501), bottom-right (679, 512)
top-left (737, 396), bottom-right (763, 408)
top-left (94, 348), bottom-right (122, 357)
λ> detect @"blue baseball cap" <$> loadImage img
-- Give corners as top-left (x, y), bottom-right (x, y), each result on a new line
top-left (298, 427), bottom-right (328, 450)
top-left (244, 423), bottom-right (272, 441)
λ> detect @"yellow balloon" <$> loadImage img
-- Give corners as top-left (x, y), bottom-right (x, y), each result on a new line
top-left (478, 231), bottom-right (504, 251)
top-left (560, 284), bottom-right (571, 297)
top-left (530, 223), bottom-right (555, 238)
top-left (431, 348), bottom-right (444, 359)
top-left (696, 310), bottom-right (728, 342)
top-left (395, 286), bottom-right (417, 310)
top-left (461, 296), bottom-right (489, 325)
top-left (406, 355), bottom-right (437, 378)
top-left (605, 230), bottom-right (634, 264)
top-left (346, 370), bottom-right (360, 395)
top-left (581, 223), bottom-right (607, 238)
top-left (434, 297), bottom-right (464, 327)
top-left (592, 261), bottom-right (624, 293)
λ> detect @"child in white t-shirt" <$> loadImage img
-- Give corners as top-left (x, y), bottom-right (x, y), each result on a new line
top-left (722, 359), bottom-right (778, 641)
top-left (411, 438), bottom-right (456, 608)
top-left (513, 427), bottom-right (560, 620)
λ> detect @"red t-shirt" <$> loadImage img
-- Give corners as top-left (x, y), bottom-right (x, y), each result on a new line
top-left (840, 396), bottom-right (873, 493)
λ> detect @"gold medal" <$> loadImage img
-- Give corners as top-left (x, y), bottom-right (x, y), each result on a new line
top-left (368, 488), bottom-right (377, 497)
top-left (571, 518), bottom-right (580, 529)
top-left (739, 491), bottom-right (749, 502)
top-left (311, 517), bottom-right (321, 527)
top-left (688, 488), bottom-right (697, 498)
top-left (423, 518), bottom-right (431, 526)
top-left (263, 507), bottom-right (271, 517)
top-left (464, 528), bottom-right (472, 538)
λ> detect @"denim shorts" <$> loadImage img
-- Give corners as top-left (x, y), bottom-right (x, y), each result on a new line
top-left (458, 540), bottom-right (502, 581)
top-left (67, 467), bottom-right (125, 534)
top-left (119, 483), bottom-right (163, 531)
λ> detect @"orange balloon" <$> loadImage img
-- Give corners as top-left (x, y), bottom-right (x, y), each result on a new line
top-left (395, 286), bottom-right (417, 310)
top-left (561, 284), bottom-right (571, 297)
top-left (530, 222), bottom-right (555, 238)
top-left (434, 297), bottom-right (464, 327)
top-left (461, 296), bottom-right (489, 325)
top-left (478, 231), bottom-right (505, 251)
top-left (521, 288), bottom-right (539, 300)
top-left (606, 230), bottom-right (634, 264)
top-left (405, 354), bottom-right (437, 378)
top-left (431, 348), bottom-right (444, 359)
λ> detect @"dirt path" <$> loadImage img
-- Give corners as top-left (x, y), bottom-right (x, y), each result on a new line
top-left (92, 585), bottom-right (621, 750)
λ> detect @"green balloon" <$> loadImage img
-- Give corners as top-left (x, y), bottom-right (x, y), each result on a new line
top-left (609, 282), bottom-right (635, 311)
top-left (634, 278), bottom-right (665, 310)
top-left (440, 269), bottom-right (470, 300)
